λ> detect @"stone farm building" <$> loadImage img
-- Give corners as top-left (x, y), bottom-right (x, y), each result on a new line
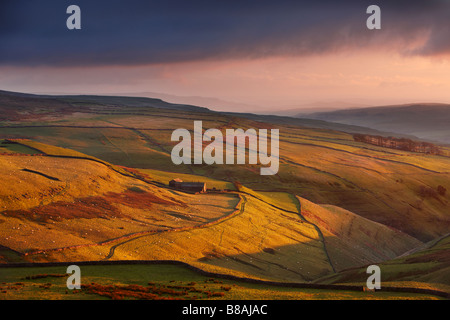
top-left (169, 178), bottom-right (207, 193)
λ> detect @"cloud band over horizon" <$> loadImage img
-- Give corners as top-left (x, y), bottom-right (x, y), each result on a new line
top-left (1, 0), bottom-right (450, 67)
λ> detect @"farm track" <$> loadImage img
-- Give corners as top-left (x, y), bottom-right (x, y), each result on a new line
top-left (4, 139), bottom-right (430, 277)
top-left (21, 185), bottom-right (338, 278)
top-left (16, 155), bottom-right (337, 276)
top-left (6, 140), bottom-right (251, 260)
top-left (22, 194), bottom-right (245, 260)
top-left (3, 134), bottom-right (445, 290)
top-left (101, 194), bottom-right (247, 260)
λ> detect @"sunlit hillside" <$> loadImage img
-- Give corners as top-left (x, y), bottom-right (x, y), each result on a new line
top-left (0, 91), bottom-right (449, 299)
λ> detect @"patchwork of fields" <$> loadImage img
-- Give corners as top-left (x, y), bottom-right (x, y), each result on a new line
top-left (0, 91), bottom-right (449, 300)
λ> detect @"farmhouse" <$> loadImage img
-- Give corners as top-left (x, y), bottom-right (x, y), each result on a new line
top-left (169, 178), bottom-right (207, 193)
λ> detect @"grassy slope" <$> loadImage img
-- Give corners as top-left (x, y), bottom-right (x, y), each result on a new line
top-left (315, 234), bottom-right (450, 293)
top-left (11, 139), bottom-right (132, 176)
top-left (0, 92), bottom-right (449, 298)
top-left (0, 264), bottom-right (440, 300)
top-left (15, 160), bottom-right (420, 285)
top-left (40, 191), bottom-right (332, 282)
top-left (0, 152), bottom-right (239, 256)
top-left (0, 144), bottom-right (443, 296)
top-left (236, 184), bottom-right (422, 272)
top-left (298, 198), bottom-right (421, 271)
top-left (2, 103), bottom-right (448, 243)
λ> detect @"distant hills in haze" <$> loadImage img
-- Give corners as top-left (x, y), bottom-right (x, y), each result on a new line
top-left (0, 89), bottom-right (210, 118)
top-left (0, 90), bottom-right (406, 139)
top-left (35, 90), bottom-right (371, 115)
top-left (96, 94), bottom-right (450, 145)
top-left (2, 89), bottom-right (450, 145)
top-left (111, 91), bottom-right (265, 113)
top-left (298, 103), bottom-right (450, 145)
top-left (272, 101), bottom-right (372, 117)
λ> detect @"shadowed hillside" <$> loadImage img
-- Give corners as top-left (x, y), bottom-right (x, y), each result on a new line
top-left (316, 233), bottom-right (450, 293)
top-left (301, 103), bottom-right (450, 144)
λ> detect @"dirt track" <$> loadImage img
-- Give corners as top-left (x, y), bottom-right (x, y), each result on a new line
top-left (22, 193), bottom-right (245, 260)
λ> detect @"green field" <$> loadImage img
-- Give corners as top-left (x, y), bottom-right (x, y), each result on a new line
top-left (0, 263), bottom-right (442, 300)
top-left (0, 91), bottom-right (449, 300)
top-left (0, 140), bottom-right (42, 155)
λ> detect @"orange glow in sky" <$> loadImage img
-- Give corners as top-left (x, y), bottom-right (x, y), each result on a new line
top-left (1, 51), bottom-right (450, 110)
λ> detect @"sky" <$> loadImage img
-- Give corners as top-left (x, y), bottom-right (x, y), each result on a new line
top-left (1, 0), bottom-right (450, 111)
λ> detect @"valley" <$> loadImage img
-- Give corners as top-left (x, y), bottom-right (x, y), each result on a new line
top-left (0, 90), bottom-right (449, 300)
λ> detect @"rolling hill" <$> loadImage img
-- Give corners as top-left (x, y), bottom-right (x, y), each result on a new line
top-left (0, 145), bottom-right (428, 285)
top-left (316, 233), bottom-right (450, 293)
top-left (0, 90), bottom-right (449, 299)
top-left (300, 103), bottom-right (450, 144)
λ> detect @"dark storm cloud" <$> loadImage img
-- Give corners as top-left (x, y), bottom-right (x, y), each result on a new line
top-left (0, 0), bottom-right (449, 67)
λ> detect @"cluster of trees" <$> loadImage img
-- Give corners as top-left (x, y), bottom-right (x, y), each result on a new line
top-left (353, 134), bottom-right (443, 155)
